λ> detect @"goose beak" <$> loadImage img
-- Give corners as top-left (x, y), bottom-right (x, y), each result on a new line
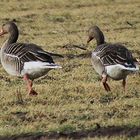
top-left (0, 28), bottom-right (6, 36)
top-left (86, 37), bottom-right (94, 46)
top-left (136, 58), bottom-right (140, 65)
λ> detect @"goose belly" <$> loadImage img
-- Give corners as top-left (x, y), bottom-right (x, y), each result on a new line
top-left (2, 63), bottom-right (21, 76)
top-left (106, 64), bottom-right (133, 80)
top-left (1, 56), bottom-right (21, 77)
top-left (91, 52), bottom-right (105, 76)
top-left (21, 61), bottom-right (61, 80)
top-left (22, 68), bottom-right (51, 80)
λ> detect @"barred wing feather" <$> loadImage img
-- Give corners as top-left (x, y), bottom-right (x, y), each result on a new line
top-left (94, 43), bottom-right (135, 67)
top-left (4, 43), bottom-right (54, 73)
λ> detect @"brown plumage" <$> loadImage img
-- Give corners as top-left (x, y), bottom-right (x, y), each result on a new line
top-left (87, 26), bottom-right (139, 92)
top-left (0, 21), bottom-right (62, 95)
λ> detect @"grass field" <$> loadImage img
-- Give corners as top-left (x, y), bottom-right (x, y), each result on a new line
top-left (0, 0), bottom-right (140, 139)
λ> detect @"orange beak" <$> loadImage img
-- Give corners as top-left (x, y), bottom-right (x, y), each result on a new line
top-left (87, 37), bottom-right (94, 45)
top-left (136, 58), bottom-right (140, 65)
top-left (0, 28), bottom-right (6, 36)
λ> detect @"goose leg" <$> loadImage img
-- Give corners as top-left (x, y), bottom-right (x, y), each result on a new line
top-left (122, 78), bottom-right (126, 92)
top-left (23, 74), bottom-right (38, 96)
top-left (105, 82), bottom-right (111, 92)
top-left (102, 74), bottom-right (111, 92)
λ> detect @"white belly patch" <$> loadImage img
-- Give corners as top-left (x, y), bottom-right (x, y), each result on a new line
top-left (106, 64), bottom-right (138, 80)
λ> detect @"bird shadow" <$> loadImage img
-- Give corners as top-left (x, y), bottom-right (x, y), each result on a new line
top-left (0, 125), bottom-right (139, 140)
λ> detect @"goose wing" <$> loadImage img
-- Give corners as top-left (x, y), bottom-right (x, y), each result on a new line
top-left (3, 43), bottom-right (54, 73)
top-left (4, 43), bottom-right (54, 63)
top-left (94, 43), bottom-right (135, 67)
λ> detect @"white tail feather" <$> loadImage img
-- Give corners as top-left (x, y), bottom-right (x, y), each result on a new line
top-left (24, 61), bottom-right (62, 70)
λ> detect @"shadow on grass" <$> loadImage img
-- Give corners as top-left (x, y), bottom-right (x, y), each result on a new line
top-left (0, 125), bottom-right (140, 140)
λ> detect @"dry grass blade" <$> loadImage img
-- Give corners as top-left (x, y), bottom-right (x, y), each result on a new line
top-left (62, 43), bottom-right (87, 50)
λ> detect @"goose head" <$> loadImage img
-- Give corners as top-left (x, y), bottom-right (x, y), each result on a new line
top-left (0, 21), bottom-right (19, 44)
top-left (87, 25), bottom-right (105, 46)
top-left (0, 21), bottom-right (18, 36)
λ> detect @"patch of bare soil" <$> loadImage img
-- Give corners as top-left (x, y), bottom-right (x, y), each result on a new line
top-left (0, 125), bottom-right (140, 140)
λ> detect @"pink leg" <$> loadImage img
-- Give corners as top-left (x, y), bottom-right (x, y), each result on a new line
top-left (122, 78), bottom-right (126, 92)
top-left (105, 82), bottom-right (111, 91)
top-left (23, 74), bottom-right (38, 96)
top-left (102, 74), bottom-right (111, 92)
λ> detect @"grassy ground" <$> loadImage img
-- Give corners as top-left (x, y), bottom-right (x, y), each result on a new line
top-left (0, 0), bottom-right (140, 139)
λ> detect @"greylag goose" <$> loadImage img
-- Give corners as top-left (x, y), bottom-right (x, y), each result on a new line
top-left (87, 26), bottom-right (139, 92)
top-left (0, 21), bottom-right (62, 95)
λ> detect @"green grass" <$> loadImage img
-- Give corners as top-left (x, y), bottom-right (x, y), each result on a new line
top-left (0, 0), bottom-right (140, 139)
